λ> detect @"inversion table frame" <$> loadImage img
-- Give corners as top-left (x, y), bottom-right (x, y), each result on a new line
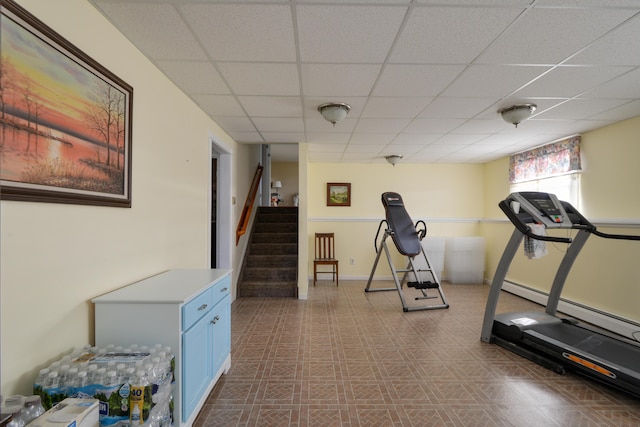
top-left (365, 192), bottom-right (449, 312)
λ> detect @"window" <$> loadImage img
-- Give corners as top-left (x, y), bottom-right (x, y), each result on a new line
top-left (509, 136), bottom-right (581, 207)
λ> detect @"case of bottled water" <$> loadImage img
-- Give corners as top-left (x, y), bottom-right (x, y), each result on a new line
top-left (33, 345), bottom-right (174, 427)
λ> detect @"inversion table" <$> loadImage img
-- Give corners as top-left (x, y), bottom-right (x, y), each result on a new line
top-left (365, 192), bottom-right (449, 312)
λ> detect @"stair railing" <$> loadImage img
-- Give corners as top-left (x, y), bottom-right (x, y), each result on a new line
top-left (236, 163), bottom-right (263, 245)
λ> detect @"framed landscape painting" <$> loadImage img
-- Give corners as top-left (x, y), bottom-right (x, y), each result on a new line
top-left (327, 183), bottom-right (350, 207)
top-left (0, 0), bottom-right (133, 207)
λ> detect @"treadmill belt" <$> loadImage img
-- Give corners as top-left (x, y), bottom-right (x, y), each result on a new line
top-left (525, 322), bottom-right (640, 370)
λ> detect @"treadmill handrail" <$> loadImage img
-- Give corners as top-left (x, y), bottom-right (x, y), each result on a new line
top-left (499, 200), bottom-right (572, 244)
top-left (592, 229), bottom-right (640, 241)
top-left (561, 201), bottom-right (640, 241)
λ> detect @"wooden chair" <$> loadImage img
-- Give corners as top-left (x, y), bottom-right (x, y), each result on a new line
top-left (314, 233), bottom-right (339, 286)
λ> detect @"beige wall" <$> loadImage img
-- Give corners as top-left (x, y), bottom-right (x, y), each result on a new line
top-left (482, 116), bottom-right (640, 324)
top-left (1, 0), bottom-right (258, 395)
top-left (307, 162), bottom-right (484, 279)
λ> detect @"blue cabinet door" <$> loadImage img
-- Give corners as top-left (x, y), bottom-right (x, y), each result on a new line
top-left (182, 313), bottom-right (212, 422)
top-left (210, 295), bottom-right (231, 374)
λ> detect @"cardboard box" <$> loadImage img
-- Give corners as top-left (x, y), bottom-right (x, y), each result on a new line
top-left (28, 398), bottom-right (99, 427)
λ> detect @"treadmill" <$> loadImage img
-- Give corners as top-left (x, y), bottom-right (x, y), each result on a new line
top-left (481, 191), bottom-right (640, 398)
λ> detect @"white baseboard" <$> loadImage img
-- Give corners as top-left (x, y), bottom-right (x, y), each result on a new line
top-left (500, 280), bottom-right (640, 343)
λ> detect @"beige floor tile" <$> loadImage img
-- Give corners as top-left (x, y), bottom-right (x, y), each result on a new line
top-left (194, 281), bottom-right (640, 427)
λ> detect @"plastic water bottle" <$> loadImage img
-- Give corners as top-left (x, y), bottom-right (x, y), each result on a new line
top-left (3, 404), bottom-right (24, 427)
top-left (59, 365), bottom-right (71, 385)
top-left (93, 367), bottom-right (107, 386)
top-left (116, 364), bottom-right (127, 384)
top-left (130, 370), bottom-right (148, 426)
top-left (105, 370), bottom-right (118, 388)
top-left (22, 395), bottom-right (45, 424)
top-left (34, 368), bottom-right (50, 394)
top-left (87, 365), bottom-right (98, 384)
top-left (43, 371), bottom-right (63, 408)
top-left (74, 370), bottom-right (89, 394)
top-left (65, 368), bottom-right (78, 396)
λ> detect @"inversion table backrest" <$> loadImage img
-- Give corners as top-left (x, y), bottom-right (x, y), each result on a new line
top-left (381, 192), bottom-right (421, 256)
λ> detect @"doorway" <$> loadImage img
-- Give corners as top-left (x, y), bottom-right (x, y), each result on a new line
top-left (210, 137), bottom-right (232, 270)
top-left (211, 157), bottom-right (217, 268)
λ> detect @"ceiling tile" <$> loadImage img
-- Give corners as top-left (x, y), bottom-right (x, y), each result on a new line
top-left (361, 97), bottom-right (431, 118)
top-left (301, 64), bottom-right (382, 97)
top-left (227, 132), bottom-right (264, 143)
top-left (156, 60), bottom-right (230, 94)
top-left (308, 152), bottom-right (345, 162)
top-left (213, 116), bottom-right (257, 133)
top-left (419, 97), bottom-right (498, 119)
top-left (381, 145), bottom-right (424, 155)
top-left (218, 63), bottom-right (299, 96)
top-left (414, 144), bottom-right (462, 159)
top-left (305, 117), bottom-right (358, 133)
top-left (238, 96), bottom-right (303, 117)
top-left (260, 132), bottom-right (304, 143)
top-left (478, 7), bottom-right (637, 64)
top-left (579, 68), bottom-right (640, 99)
top-left (404, 118), bottom-right (465, 133)
top-left (341, 152), bottom-right (381, 162)
top-left (453, 119), bottom-right (510, 134)
top-left (180, 4), bottom-right (296, 62)
top-left (297, 4), bottom-right (407, 63)
top-left (435, 134), bottom-right (487, 145)
top-left (390, 6), bottom-right (523, 64)
top-left (345, 144), bottom-right (387, 153)
top-left (391, 134), bottom-right (444, 145)
top-left (93, 2), bottom-right (207, 60)
top-left (354, 118), bottom-right (412, 133)
top-left (568, 15), bottom-right (640, 66)
top-left (442, 65), bottom-right (551, 98)
top-left (253, 118), bottom-right (305, 133)
top-left (372, 65), bottom-right (466, 97)
top-left (515, 65), bottom-right (633, 98)
top-left (308, 143), bottom-right (347, 152)
top-left (191, 95), bottom-right (245, 116)
top-left (590, 99), bottom-right (640, 121)
top-left (536, 98), bottom-right (631, 120)
top-left (348, 133), bottom-right (396, 145)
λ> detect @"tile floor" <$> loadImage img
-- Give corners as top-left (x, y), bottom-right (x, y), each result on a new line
top-left (194, 280), bottom-right (640, 426)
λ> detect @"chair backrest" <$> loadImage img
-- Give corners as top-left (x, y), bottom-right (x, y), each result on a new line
top-left (315, 233), bottom-right (335, 260)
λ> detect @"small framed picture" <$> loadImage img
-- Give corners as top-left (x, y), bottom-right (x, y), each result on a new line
top-left (326, 183), bottom-right (351, 207)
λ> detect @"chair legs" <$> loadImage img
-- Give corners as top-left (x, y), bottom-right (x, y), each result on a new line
top-left (313, 262), bottom-right (338, 286)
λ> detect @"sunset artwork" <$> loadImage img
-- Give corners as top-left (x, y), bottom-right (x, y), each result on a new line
top-left (0, 1), bottom-right (132, 206)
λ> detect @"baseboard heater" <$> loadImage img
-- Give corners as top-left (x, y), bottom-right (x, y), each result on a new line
top-left (500, 280), bottom-right (640, 343)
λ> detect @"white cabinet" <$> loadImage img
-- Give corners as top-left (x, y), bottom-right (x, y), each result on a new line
top-left (92, 269), bottom-right (231, 427)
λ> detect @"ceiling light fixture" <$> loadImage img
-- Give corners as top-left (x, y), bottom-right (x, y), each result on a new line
top-left (317, 102), bottom-right (351, 126)
top-left (498, 104), bottom-right (537, 128)
top-left (385, 154), bottom-right (403, 166)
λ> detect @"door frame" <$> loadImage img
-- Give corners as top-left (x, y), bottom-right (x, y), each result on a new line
top-left (209, 135), bottom-right (232, 270)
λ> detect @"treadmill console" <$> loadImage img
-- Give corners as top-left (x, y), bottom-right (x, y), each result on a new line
top-left (529, 195), bottom-right (563, 223)
top-left (510, 192), bottom-right (571, 229)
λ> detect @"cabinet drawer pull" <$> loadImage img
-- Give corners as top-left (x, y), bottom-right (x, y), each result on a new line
top-left (198, 304), bottom-right (208, 311)
top-left (221, 287), bottom-right (228, 292)
top-left (211, 315), bottom-right (221, 325)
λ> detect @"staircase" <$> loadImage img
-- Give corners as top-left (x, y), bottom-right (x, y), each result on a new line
top-left (238, 206), bottom-right (298, 297)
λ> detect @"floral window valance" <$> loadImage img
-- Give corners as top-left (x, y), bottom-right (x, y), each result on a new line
top-left (509, 136), bottom-right (581, 183)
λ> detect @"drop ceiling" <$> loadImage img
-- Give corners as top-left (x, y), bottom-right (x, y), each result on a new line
top-left (89, 0), bottom-right (640, 163)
